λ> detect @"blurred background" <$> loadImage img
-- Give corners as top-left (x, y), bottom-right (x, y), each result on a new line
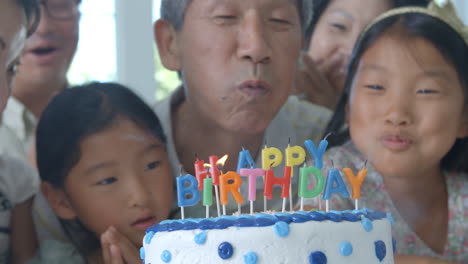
top-left (68, 0), bottom-right (468, 104)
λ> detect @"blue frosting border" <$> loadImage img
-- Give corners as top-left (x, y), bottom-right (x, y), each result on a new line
top-left (146, 208), bottom-right (387, 234)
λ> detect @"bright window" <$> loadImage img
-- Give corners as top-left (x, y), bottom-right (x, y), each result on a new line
top-left (68, 0), bottom-right (116, 85)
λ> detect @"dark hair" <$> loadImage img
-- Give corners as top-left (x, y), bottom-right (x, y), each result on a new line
top-left (36, 82), bottom-right (167, 260)
top-left (305, 0), bottom-right (430, 46)
top-left (325, 12), bottom-right (468, 173)
top-left (17, 0), bottom-right (40, 36)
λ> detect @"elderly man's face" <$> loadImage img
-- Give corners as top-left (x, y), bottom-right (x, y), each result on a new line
top-left (173, 0), bottom-right (302, 134)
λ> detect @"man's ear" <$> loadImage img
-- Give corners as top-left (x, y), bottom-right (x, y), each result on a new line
top-left (41, 182), bottom-right (76, 220)
top-left (154, 19), bottom-right (182, 71)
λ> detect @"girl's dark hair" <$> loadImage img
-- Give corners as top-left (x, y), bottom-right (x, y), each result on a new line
top-left (36, 82), bottom-right (167, 260)
top-left (324, 12), bottom-right (468, 173)
top-left (18, 0), bottom-right (40, 36)
top-left (305, 0), bottom-right (430, 46)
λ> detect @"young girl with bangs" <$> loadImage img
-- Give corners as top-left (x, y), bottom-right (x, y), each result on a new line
top-left (31, 82), bottom-right (174, 264)
top-left (321, 2), bottom-right (468, 263)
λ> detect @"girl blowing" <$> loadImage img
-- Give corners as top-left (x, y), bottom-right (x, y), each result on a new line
top-left (32, 82), bottom-right (173, 263)
top-left (322, 1), bottom-right (468, 263)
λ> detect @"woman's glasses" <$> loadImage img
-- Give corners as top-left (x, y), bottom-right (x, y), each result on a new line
top-left (38, 0), bottom-right (80, 20)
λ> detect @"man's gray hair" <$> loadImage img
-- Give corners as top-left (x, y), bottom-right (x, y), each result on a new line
top-left (160, 0), bottom-right (313, 34)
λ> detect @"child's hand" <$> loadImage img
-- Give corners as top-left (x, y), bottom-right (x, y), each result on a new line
top-left (101, 226), bottom-right (140, 264)
top-left (394, 255), bottom-right (461, 264)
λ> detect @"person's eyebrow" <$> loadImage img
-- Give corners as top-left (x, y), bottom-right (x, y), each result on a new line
top-left (84, 161), bottom-right (116, 176)
top-left (361, 63), bottom-right (387, 72)
top-left (420, 70), bottom-right (452, 82)
top-left (330, 8), bottom-right (355, 21)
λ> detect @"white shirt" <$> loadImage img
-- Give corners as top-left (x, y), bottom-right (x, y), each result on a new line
top-left (0, 96), bottom-right (68, 248)
top-left (0, 97), bottom-right (37, 158)
top-left (154, 87), bottom-right (332, 218)
top-left (0, 154), bottom-right (39, 263)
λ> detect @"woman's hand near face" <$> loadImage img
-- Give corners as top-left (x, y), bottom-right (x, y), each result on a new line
top-left (394, 255), bottom-right (461, 264)
top-left (294, 53), bottom-right (342, 110)
top-left (101, 226), bottom-right (141, 264)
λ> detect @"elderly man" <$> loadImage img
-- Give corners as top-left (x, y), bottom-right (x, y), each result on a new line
top-left (154, 0), bottom-right (332, 218)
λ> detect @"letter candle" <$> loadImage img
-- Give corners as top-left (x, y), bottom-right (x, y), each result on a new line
top-left (240, 168), bottom-right (265, 215)
top-left (304, 133), bottom-right (331, 169)
top-left (209, 155), bottom-right (225, 217)
top-left (343, 160), bottom-right (368, 210)
top-left (323, 161), bottom-right (350, 212)
top-left (263, 166), bottom-right (291, 212)
top-left (220, 171), bottom-right (244, 215)
top-left (176, 170), bottom-right (200, 220)
top-left (236, 147), bottom-right (256, 173)
top-left (298, 163), bottom-right (325, 211)
top-left (203, 173), bottom-right (213, 218)
top-left (194, 156), bottom-right (208, 190)
top-left (262, 145), bottom-right (282, 211)
top-left (285, 138), bottom-right (306, 211)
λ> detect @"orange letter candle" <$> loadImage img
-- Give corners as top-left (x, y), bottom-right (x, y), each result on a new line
top-left (343, 167), bottom-right (368, 200)
top-left (220, 172), bottom-right (244, 206)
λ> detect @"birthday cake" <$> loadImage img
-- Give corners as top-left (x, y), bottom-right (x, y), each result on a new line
top-left (140, 209), bottom-right (395, 264)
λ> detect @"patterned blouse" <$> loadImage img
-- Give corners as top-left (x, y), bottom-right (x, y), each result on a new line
top-left (318, 141), bottom-right (468, 262)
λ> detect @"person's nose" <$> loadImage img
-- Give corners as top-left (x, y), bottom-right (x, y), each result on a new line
top-left (383, 93), bottom-right (413, 127)
top-left (34, 5), bottom-right (57, 35)
top-left (127, 176), bottom-right (151, 208)
top-left (338, 29), bottom-right (360, 65)
top-left (237, 14), bottom-right (272, 65)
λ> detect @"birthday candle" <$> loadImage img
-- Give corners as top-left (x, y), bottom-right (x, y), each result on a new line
top-left (239, 168), bottom-right (265, 201)
top-left (176, 174), bottom-right (201, 219)
top-left (203, 178), bottom-right (213, 206)
top-left (343, 167), bottom-right (368, 199)
top-left (298, 165), bottom-right (325, 198)
top-left (285, 144), bottom-right (306, 177)
top-left (219, 172), bottom-right (244, 214)
top-left (263, 166), bottom-right (291, 200)
top-left (304, 134), bottom-right (330, 169)
top-left (285, 143), bottom-right (306, 211)
top-left (262, 146), bottom-right (283, 170)
top-left (209, 156), bottom-right (220, 185)
top-left (194, 158), bottom-right (208, 190)
top-left (240, 168), bottom-right (264, 215)
top-left (212, 155), bottom-right (228, 217)
top-left (203, 177), bottom-right (213, 218)
top-left (343, 166), bottom-right (368, 210)
top-left (236, 148), bottom-right (256, 173)
top-left (323, 168), bottom-right (350, 211)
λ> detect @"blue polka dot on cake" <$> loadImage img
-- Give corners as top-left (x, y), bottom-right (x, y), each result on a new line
top-left (218, 242), bottom-right (234, 260)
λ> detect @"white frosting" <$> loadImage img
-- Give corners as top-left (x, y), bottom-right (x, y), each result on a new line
top-left (142, 216), bottom-right (394, 264)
